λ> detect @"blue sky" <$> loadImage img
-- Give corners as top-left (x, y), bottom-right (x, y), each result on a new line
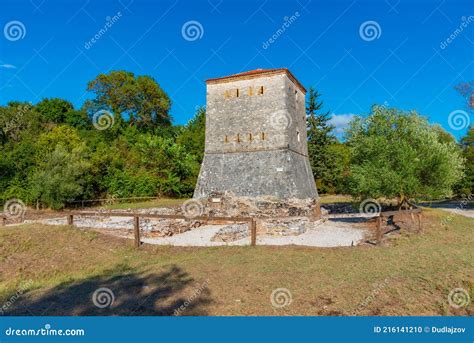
top-left (1, 0), bottom-right (473, 139)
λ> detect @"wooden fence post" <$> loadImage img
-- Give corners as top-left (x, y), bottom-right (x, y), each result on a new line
top-left (67, 214), bottom-right (74, 226)
top-left (134, 216), bottom-right (141, 248)
top-left (417, 212), bottom-right (422, 233)
top-left (376, 216), bottom-right (382, 244)
top-left (250, 219), bottom-right (256, 246)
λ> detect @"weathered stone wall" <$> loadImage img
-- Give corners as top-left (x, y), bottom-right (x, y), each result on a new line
top-left (194, 149), bottom-right (316, 198)
top-left (195, 71), bottom-right (317, 199)
top-left (205, 74), bottom-right (290, 153)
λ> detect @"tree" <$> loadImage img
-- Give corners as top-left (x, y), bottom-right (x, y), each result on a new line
top-left (453, 81), bottom-right (473, 196)
top-left (456, 126), bottom-right (474, 195)
top-left (345, 106), bottom-right (464, 205)
top-left (29, 144), bottom-right (91, 210)
top-left (0, 102), bottom-right (40, 143)
top-left (306, 87), bottom-right (336, 193)
top-left (36, 98), bottom-right (74, 123)
top-left (327, 143), bottom-right (351, 194)
top-left (102, 135), bottom-right (200, 198)
top-left (454, 81), bottom-right (474, 110)
top-left (176, 107), bottom-right (206, 164)
top-left (86, 71), bottom-right (171, 130)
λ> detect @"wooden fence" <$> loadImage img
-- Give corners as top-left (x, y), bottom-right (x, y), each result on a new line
top-left (375, 208), bottom-right (422, 244)
top-left (62, 211), bottom-right (257, 247)
top-left (1, 208), bottom-right (422, 247)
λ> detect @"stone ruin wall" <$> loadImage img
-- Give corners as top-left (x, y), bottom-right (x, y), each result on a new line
top-left (194, 71), bottom-right (318, 201)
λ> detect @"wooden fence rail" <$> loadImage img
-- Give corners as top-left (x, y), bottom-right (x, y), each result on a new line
top-left (375, 208), bottom-right (422, 244)
top-left (61, 211), bottom-right (257, 248)
top-left (2, 207), bottom-right (422, 247)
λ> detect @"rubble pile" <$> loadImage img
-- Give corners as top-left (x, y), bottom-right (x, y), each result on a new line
top-left (259, 219), bottom-right (307, 236)
top-left (211, 224), bottom-right (249, 242)
top-left (141, 219), bottom-right (200, 237)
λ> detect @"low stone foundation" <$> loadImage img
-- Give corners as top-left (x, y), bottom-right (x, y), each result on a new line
top-left (181, 191), bottom-right (321, 219)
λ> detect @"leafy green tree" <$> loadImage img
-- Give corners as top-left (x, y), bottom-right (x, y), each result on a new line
top-left (86, 70), bottom-right (171, 129)
top-left (306, 87), bottom-right (336, 193)
top-left (0, 102), bottom-right (40, 143)
top-left (64, 110), bottom-right (91, 129)
top-left (29, 144), bottom-right (91, 209)
top-left (102, 135), bottom-right (200, 198)
top-left (35, 125), bottom-right (82, 158)
top-left (456, 126), bottom-right (474, 195)
top-left (0, 103), bottom-right (42, 202)
top-left (327, 143), bottom-right (351, 194)
top-left (36, 98), bottom-right (74, 123)
top-left (176, 106), bottom-right (206, 163)
top-left (345, 106), bottom-right (464, 205)
top-left (453, 81), bottom-right (473, 195)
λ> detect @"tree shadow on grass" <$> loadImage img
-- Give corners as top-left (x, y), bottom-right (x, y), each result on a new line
top-left (4, 265), bottom-right (212, 316)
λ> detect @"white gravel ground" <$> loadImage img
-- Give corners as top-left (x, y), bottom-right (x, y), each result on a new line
top-left (143, 219), bottom-right (368, 247)
top-left (32, 216), bottom-right (369, 247)
top-left (142, 225), bottom-right (249, 246)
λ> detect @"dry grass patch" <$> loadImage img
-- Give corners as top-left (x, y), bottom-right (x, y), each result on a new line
top-left (0, 208), bottom-right (472, 316)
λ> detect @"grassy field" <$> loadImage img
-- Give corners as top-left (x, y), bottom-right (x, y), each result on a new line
top-left (0, 208), bottom-right (472, 316)
top-left (318, 194), bottom-right (353, 204)
top-left (91, 198), bottom-right (186, 210)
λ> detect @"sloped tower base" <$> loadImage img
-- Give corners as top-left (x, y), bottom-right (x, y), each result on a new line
top-left (194, 149), bottom-right (318, 199)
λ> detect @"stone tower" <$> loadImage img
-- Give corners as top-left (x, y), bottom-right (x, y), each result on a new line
top-left (194, 68), bottom-right (318, 200)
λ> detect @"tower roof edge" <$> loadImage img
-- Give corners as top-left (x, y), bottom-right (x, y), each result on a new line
top-left (206, 68), bottom-right (306, 94)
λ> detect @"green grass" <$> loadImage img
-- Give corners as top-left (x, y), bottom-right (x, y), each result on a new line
top-left (0, 208), bottom-right (472, 316)
top-left (92, 198), bottom-right (187, 210)
top-left (318, 194), bottom-right (353, 204)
